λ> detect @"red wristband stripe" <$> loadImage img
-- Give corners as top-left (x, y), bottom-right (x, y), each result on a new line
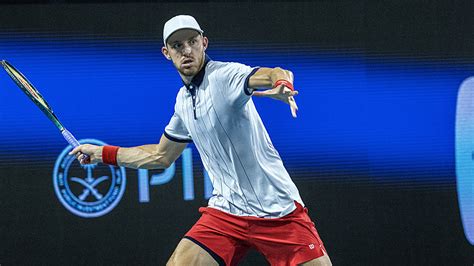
top-left (274, 79), bottom-right (294, 91)
top-left (102, 145), bottom-right (120, 166)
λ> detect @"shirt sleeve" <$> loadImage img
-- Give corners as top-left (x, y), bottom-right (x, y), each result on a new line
top-left (216, 62), bottom-right (260, 107)
top-left (164, 112), bottom-right (193, 143)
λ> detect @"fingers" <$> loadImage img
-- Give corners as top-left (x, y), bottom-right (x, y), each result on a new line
top-left (69, 145), bottom-right (83, 156)
top-left (289, 96), bottom-right (299, 118)
top-left (78, 153), bottom-right (85, 163)
top-left (254, 87), bottom-right (298, 97)
top-left (252, 90), bottom-right (267, 97)
top-left (69, 145), bottom-right (92, 165)
top-left (284, 89), bottom-right (298, 97)
top-left (78, 153), bottom-right (91, 164)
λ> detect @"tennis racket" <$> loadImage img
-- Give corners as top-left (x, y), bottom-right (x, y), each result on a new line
top-left (1, 60), bottom-right (89, 161)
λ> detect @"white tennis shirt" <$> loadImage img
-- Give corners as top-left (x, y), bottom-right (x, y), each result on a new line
top-left (164, 55), bottom-right (304, 218)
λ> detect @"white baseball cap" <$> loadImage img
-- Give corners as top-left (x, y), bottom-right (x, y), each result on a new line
top-left (163, 15), bottom-right (203, 45)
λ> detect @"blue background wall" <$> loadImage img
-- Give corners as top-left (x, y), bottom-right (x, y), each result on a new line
top-left (1, 37), bottom-right (471, 185)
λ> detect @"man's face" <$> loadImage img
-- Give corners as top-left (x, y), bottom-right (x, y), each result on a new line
top-left (162, 29), bottom-right (208, 77)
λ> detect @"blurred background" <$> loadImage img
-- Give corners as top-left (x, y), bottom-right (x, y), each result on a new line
top-left (0, 0), bottom-right (473, 265)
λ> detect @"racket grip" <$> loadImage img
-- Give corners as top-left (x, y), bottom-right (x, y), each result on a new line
top-left (61, 129), bottom-right (90, 161)
top-left (62, 129), bottom-right (80, 147)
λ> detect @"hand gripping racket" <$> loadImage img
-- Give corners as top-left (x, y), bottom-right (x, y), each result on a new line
top-left (1, 60), bottom-right (89, 161)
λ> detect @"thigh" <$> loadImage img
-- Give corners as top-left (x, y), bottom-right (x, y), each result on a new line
top-left (299, 254), bottom-right (332, 266)
top-left (167, 238), bottom-right (218, 266)
top-left (181, 207), bottom-right (252, 265)
top-left (251, 204), bottom-right (329, 266)
top-left (185, 221), bottom-right (251, 265)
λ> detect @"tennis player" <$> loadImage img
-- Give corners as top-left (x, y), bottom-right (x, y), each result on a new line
top-left (70, 15), bottom-right (331, 266)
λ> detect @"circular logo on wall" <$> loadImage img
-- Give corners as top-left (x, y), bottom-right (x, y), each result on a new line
top-left (53, 139), bottom-right (126, 218)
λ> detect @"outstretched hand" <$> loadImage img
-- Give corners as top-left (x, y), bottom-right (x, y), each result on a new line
top-left (252, 74), bottom-right (299, 118)
top-left (69, 144), bottom-right (103, 165)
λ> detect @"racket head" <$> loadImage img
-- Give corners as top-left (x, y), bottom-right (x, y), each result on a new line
top-left (1, 60), bottom-right (64, 130)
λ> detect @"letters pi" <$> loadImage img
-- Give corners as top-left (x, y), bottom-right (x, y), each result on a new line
top-left (53, 139), bottom-right (213, 218)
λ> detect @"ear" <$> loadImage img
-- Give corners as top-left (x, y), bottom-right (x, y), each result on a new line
top-left (161, 46), bottom-right (172, 60)
top-left (202, 36), bottom-right (209, 51)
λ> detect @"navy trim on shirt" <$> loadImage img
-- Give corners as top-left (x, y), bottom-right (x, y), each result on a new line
top-left (163, 131), bottom-right (192, 143)
top-left (182, 54), bottom-right (211, 120)
top-left (244, 67), bottom-right (260, 95)
top-left (183, 236), bottom-right (225, 266)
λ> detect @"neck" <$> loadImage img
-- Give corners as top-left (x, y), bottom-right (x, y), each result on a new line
top-left (180, 73), bottom-right (194, 85)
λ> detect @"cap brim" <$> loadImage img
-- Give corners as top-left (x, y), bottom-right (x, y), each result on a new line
top-left (164, 28), bottom-right (204, 45)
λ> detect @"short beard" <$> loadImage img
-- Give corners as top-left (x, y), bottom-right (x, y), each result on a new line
top-left (177, 66), bottom-right (198, 77)
top-left (175, 52), bottom-right (205, 78)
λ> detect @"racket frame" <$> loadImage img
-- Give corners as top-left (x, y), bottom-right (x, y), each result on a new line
top-left (1, 60), bottom-right (86, 158)
top-left (1, 60), bottom-right (65, 131)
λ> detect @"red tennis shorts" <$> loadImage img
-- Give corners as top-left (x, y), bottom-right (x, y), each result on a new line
top-left (184, 202), bottom-right (327, 266)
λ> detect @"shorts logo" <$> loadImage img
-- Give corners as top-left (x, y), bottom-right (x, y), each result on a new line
top-left (309, 244), bottom-right (315, 250)
top-left (53, 139), bottom-right (126, 218)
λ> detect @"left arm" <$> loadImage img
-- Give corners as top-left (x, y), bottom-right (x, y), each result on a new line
top-left (248, 67), bottom-right (299, 118)
top-left (248, 67), bottom-right (293, 88)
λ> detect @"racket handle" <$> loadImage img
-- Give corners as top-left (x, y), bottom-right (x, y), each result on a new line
top-left (61, 129), bottom-right (90, 161)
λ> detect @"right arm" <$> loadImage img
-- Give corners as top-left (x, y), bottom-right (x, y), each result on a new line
top-left (69, 134), bottom-right (187, 169)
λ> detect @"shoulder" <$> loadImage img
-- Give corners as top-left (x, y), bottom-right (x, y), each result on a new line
top-left (175, 86), bottom-right (187, 101)
top-left (208, 60), bottom-right (249, 71)
top-left (205, 60), bottom-right (226, 75)
top-left (207, 60), bottom-right (252, 80)
top-left (173, 86), bottom-right (187, 108)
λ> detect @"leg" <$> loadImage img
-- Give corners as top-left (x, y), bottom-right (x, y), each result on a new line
top-left (180, 207), bottom-right (253, 266)
top-left (299, 254), bottom-right (332, 266)
top-left (166, 238), bottom-right (218, 266)
top-left (251, 202), bottom-right (331, 266)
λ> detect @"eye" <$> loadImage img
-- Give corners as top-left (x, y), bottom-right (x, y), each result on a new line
top-left (172, 43), bottom-right (182, 49)
top-left (189, 39), bottom-right (197, 45)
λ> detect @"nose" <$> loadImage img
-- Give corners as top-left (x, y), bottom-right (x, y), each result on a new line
top-left (182, 43), bottom-right (192, 55)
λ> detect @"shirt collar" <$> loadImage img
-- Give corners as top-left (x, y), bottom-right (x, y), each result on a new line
top-left (184, 54), bottom-right (211, 90)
